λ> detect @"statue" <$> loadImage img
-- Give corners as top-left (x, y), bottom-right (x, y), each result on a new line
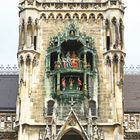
top-left (54, 61), bottom-right (61, 69)
top-left (77, 78), bottom-right (82, 91)
top-left (71, 51), bottom-right (79, 69)
top-left (61, 77), bottom-right (66, 91)
top-left (62, 58), bottom-right (67, 68)
top-left (69, 77), bottom-right (74, 90)
top-left (66, 51), bottom-right (72, 68)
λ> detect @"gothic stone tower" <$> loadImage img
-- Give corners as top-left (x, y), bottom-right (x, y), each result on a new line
top-left (16, 0), bottom-right (125, 139)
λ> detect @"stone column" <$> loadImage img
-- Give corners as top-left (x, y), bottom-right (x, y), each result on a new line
top-left (117, 57), bottom-right (120, 83)
top-left (93, 53), bottom-right (96, 71)
top-left (23, 58), bottom-right (26, 81)
top-left (84, 51), bottom-right (87, 92)
top-left (111, 59), bottom-right (114, 95)
top-left (29, 59), bottom-right (33, 95)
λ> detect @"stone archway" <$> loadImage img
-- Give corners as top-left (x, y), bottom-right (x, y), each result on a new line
top-left (61, 130), bottom-right (84, 140)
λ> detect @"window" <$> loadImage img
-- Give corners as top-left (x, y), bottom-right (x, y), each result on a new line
top-left (106, 36), bottom-right (110, 51)
top-left (34, 36), bottom-right (37, 50)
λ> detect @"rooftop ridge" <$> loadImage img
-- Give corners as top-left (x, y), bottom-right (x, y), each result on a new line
top-left (0, 64), bottom-right (18, 75)
top-left (0, 64), bottom-right (140, 75)
top-left (124, 65), bottom-right (140, 75)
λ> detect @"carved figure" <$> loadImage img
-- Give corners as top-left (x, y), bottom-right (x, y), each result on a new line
top-left (71, 51), bottom-right (79, 68)
top-left (62, 58), bottom-right (67, 68)
top-left (66, 51), bottom-right (72, 68)
top-left (69, 77), bottom-right (74, 90)
top-left (77, 78), bottom-right (82, 91)
top-left (61, 77), bottom-right (66, 91)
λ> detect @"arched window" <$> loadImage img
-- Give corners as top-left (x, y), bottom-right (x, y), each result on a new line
top-left (105, 19), bottom-right (110, 51)
top-left (119, 19), bottom-right (124, 49)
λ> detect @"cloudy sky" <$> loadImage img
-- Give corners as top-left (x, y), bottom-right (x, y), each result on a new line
top-left (0, 0), bottom-right (139, 67)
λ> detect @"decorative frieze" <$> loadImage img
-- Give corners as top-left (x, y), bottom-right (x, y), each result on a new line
top-left (0, 65), bottom-right (18, 75)
top-left (124, 113), bottom-right (140, 131)
top-left (0, 113), bottom-right (16, 131)
top-left (19, 0), bottom-right (124, 12)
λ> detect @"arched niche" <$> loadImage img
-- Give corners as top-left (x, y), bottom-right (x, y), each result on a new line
top-left (60, 130), bottom-right (84, 140)
top-left (89, 100), bottom-right (96, 116)
top-left (47, 100), bottom-right (55, 116)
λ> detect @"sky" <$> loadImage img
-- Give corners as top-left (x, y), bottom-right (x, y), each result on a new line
top-left (0, 0), bottom-right (139, 67)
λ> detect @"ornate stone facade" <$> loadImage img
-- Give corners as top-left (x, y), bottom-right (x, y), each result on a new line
top-left (16, 0), bottom-right (125, 139)
top-left (0, 112), bottom-right (16, 140)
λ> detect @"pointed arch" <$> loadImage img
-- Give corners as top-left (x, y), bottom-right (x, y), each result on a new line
top-left (89, 13), bottom-right (95, 21)
top-left (112, 16), bottom-right (117, 25)
top-left (48, 13), bottom-right (54, 20)
top-left (97, 13), bottom-right (104, 20)
top-left (81, 13), bottom-right (87, 21)
top-left (60, 129), bottom-right (84, 140)
top-left (64, 13), bottom-right (71, 20)
top-left (56, 13), bottom-right (63, 20)
top-left (113, 54), bottom-right (118, 64)
top-left (73, 13), bottom-right (79, 20)
top-left (40, 13), bottom-right (46, 19)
